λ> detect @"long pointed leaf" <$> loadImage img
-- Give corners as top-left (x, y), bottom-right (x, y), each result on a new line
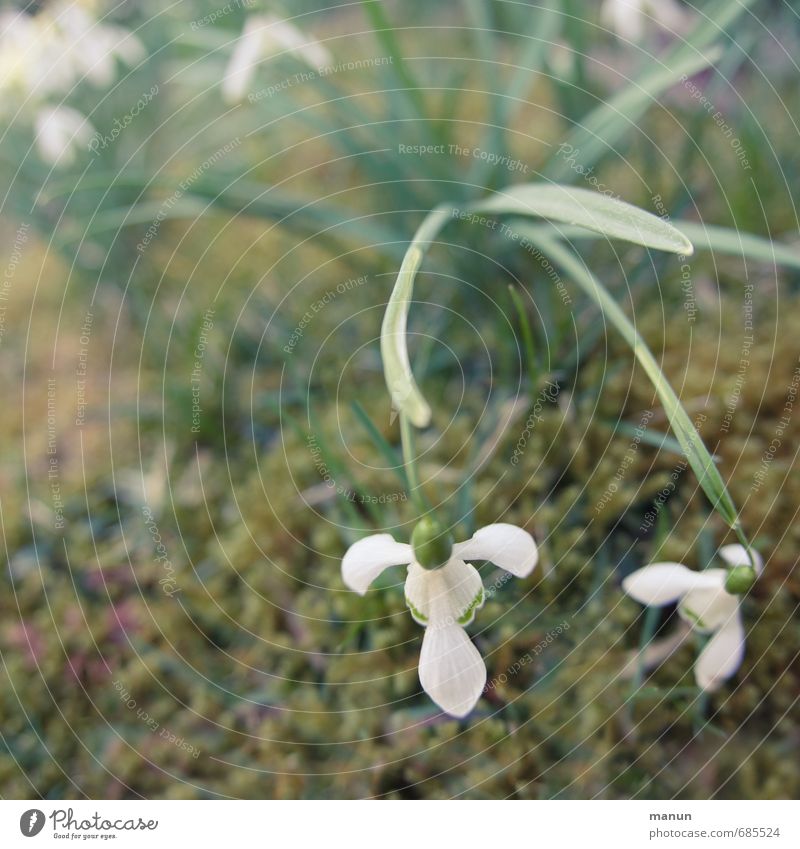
top-left (469, 184), bottom-right (694, 254)
top-left (525, 229), bottom-right (740, 529)
top-left (521, 219), bottom-right (800, 271)
top-left (673, 221), bottom-right (800, 271)
top-left (381, 183), bottom-right (694, 424)
top-left (380, 206), bottom-right (452, 426)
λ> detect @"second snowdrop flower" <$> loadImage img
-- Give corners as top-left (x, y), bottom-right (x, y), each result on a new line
top-left (342, 517), bottom-right (538, 717)
top-left (623, 545), bottom-right (762, 692)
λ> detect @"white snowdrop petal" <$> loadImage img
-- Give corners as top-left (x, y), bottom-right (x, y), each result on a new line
top-left (419, 620), bottom-right (486, 718)
top-left (35, 106), bottom-right (94, 166)
top-left (622, 563), bottom-right (722, 606)
top-left (718, 544), bottom-right (763, 575)
top-left (678, 574), bottom-right (738, 633)
top-left (404, 559), bottom-right (484, 626)
top-left (341, 534), bottom-right (412, 595)
top-left (602, 0), bottom-right (688, 41)
top-left (222, 17), bottom-right (267, 103)
top-left (601, 0), bottom-right (645, 41)
top-left (453, 523), bottom-right (538, 577)
top-left (646, 0), bottom-right (690, 31)
top-left (695, 614), bottom-right (745, 691)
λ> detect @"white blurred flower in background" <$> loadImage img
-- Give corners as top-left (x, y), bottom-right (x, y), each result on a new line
top-left (601, 0), bottom-right (690, 42)
top-left (0, 1), bottom-right (145, 165)
top-left (34, 105), bottom-right (95, 166)
top-left (222, 13), bottom-right (333, 104)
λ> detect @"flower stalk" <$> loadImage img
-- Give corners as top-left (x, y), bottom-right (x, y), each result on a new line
top-left (399, 411), bottom-right (428, 514)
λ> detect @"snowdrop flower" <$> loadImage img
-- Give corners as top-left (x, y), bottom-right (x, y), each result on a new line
top-left (1, 3), bottom-right (145, 167)
top-left (622, 544), bottom-right (762, 692)
top-left (0, 3), bottom-right (144, 99)
top-left (34, 105), bottom-right (95, 166)
top-left (223, 13), bottom-right (333, 103)
top-left (57, 3), bottom-right (146, 88)
top-left (601, 0), bottom-right (689, 42)
top-left (342, 517), bottom-right (538, 717)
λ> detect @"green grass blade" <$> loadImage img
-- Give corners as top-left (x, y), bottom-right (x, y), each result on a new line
top-left (525, 230), bottom-right (740, 529)
top-left (463, 0), bottom-right (503, 188)
top-left (520, 218), bottom-right (800, 271)
top-left (545, 46), bottom-right (721, 181)
top-left (381, 184), bottom-right (692, 427)
top-left (499, 0), bottom-right (561, 128)
top-left (544, 0), bottom-right (758, 181)
top-left (350, 400), bottom-right (409, 491)
top-left (360, 0), bottom-right (427, 117)
top-left (507, 283), bottom-right (539, 395)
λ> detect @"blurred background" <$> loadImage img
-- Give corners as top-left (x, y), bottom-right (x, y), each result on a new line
top-left (1, 0), bottom-right (798, 798)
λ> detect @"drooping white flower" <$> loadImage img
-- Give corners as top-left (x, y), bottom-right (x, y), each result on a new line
top-left (601, 0), bottom-right (690, 42)
top-left (0, 3), bottom-right (144, 101)
top-left (34, 105), bottom-right (95, 166)
top-left (57, 3), bottom-right (145, 88)
top-left (342, 521), bottom-right (538, 717)
top-left (0, 3), bottom-right (145, 167)
top-left (222, 13), bottom-right (333, 103)
top-left (622, 544), bottom-right (762, 691)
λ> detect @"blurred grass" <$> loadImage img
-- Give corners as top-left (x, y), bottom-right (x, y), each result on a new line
top-left (1, 0), bottom-right (799, 799)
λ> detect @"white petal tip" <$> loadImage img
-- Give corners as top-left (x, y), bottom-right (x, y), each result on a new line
top-left (454, 523), bottom-right (538, 578)
top-left (419, 623), bottom-right (486, 718)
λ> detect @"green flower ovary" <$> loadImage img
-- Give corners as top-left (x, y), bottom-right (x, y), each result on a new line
top-left (411, 516), bottom-right (454, 570)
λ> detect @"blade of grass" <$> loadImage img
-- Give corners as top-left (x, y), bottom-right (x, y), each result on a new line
top-left (360, 0), bottom-right (427, 118)
top-left (525, 229), bottom-right (742, 531)
top-left (545, 46), bottom-right (722, 180)
top-left (598, 418), bottom-right (703, 459)
top-left (545, 0), bottom-right (757, 180)
top-left (673, 221), bottom-right (800, 271)
top-left (463, 0), bottom-right (504, 189)
top-left (507, 283), bottom-right (539, 396)
top-left (350, 400), bottom-right (409, 491)
top-left (470, 184), bottom-right (693, 254)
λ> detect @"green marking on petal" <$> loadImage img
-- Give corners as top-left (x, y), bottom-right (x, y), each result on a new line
top-left (680, 605), bottom-right (707, 629)
top-left (405, 597), bottom-right (428, 624)
top-left (457, 587), bottom-right (485, 626)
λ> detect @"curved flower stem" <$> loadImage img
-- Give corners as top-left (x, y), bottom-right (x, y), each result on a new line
top-left (399, 412), bottom-right (429, 514)
top-left (734, 525), bottom-right (759, 572)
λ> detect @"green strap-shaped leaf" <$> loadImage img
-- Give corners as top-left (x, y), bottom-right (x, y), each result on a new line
top-left (380, 206), bottom-right (452, 427)
top-left (468, 184), bottom-right (694, 255)
top-left (524, 229), bottom-right (739, 528)
top-left (381, 184), bottom-right (694, 425)
top-left (518, 219), bottom-right (800, 271)
top-left (673, 221), bottom-right (800, 271)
